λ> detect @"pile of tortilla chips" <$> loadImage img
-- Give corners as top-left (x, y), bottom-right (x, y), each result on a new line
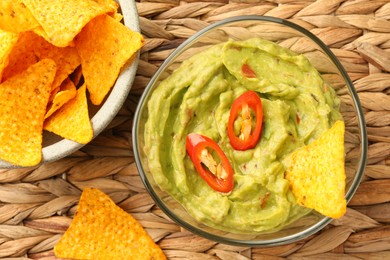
top-left (54, 188), bottom-right (166, 259)
top-left (0, 0), bottom-right (144, 167)
top-left (285, 120), bottom-right (347, 219)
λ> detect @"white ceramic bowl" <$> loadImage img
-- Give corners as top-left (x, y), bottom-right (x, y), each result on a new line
top-left (0, 0), bottom-right (140, 168)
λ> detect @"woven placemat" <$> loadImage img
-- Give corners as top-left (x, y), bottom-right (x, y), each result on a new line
top-left (1, 0), bottom-right (390, 259)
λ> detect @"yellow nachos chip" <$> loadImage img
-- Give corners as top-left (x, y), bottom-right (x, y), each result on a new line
top-left (44, 84), bottom-right (92, 144)
top-left (22, 0), bottom-right (112, 47)
top-left (1, 31), bottom-right (38, 81)
top-left (32, 26), bottom-right (70, 47)
top-left (75, 14), bottom-right (144, 105)
top-left (45, 78), bottom-right (77, 119)
top-left (2, 31), bottom-right (80, 90)
top-left (113, 12), bottom-right (124, 22)
top-left (0, 59), bottom-right (56, 166)
top-left (48, 86), bottom-right (60, 103)
top-left (93, 0), bottom-right (119, 13)
top-left (69, 65), bottom-right (83, 87)
top-left (0, 0), bottom-right (39, 33)
top-left (54, 188), bottom-right (166, 260)
top-left (285, 120), bottom-right (346, 219)
top-left (0, 29), bottom-right (18, 81)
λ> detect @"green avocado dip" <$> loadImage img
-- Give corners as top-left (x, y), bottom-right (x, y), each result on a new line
top-left (144, 38), bottom-right (342, 233)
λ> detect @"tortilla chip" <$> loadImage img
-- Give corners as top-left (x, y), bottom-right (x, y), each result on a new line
top-left (75, 14), bottom-right (144, 105)
top-left (44, 84), bottom-right (92, 144)
top-left (285, 120), bottom-right (346, 219)
top-left (113, 12), bottom-right (123, 22)
top-left (1, 31), bottom-right (38, 81)
top-left (45, 78), bottom-right (77, 119)
top-left (93, 0), bottom-right (119, 13)
top-left (0, 29), bottom-right (18, 81)
top-left (69, 65), bottom-right (83, 87)
top-left (0, 0), bottom-right (40, 33)
top-left (54, 188), bottom-right (166, 260)
top-left (23, 0), bottom-right (112, 47)
top-left (2, 31), bottom-right (80, 90)
top-left (48, 87), bottom-right (60, 103)
top-left (0, 59), bottom-right (56, 166)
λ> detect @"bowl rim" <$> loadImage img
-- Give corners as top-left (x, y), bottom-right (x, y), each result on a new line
top-left (0, 0), bottom-right (141, 169)
top-left (132, 15), bottom-right (368, 247)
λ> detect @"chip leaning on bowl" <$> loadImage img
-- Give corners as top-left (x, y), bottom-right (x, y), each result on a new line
top-left (144, 37), bottom-right (346, 233)
top-left (0, 0), bottom-right (144, 167)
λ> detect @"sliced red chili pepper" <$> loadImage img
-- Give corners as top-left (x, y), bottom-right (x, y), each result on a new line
top-left (296, 112), bottom-right (300, 124)
top-left (227, 90), bottom-right (263, 151)
top-left (241, 63), bottom-right (257, 78)
top-left (260, 192), bottom-right (271, 209)
top-left (186, 133), bottom-right (234, 194)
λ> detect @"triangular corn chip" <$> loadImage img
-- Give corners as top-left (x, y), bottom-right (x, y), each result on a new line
top-left (2, 31), bottom-right (80, 90)
top-left (0, 59), bottom-right (56, 166)
top-left (0, 29), bottom-right (18, 81)
top-left (75, 14), bottom-right (144, 105)
top-left (45, 78), bottom-right (77, 119)
top-left (44, 84), bottom-right (92, 144)
top-left (48, 86), bottom-right (60, 103)
top-left (22, 0), bottom-right (112, 47)
top-left (285, 120), bottom-right (346, 219)
top-left (69, 65), bottom-right (83, 87)
top-left (54, 188), bottom-right (166, 260)
top-left (0, 0), bottom-right (40, 33)
top-left (93, 0), bottom-right (119, 13)
top-left (113, 12), bottom-right (124, 22)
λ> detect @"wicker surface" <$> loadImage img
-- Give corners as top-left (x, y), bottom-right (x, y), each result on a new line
top-left (1, 0), bottom-right (390, 259)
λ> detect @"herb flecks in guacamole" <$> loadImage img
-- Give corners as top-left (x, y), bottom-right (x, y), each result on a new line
top-left (144, 38), bottom-right (342, 233)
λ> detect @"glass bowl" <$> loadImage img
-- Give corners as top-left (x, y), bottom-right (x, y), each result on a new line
top-left (133, 16), bottom-right (367, 246)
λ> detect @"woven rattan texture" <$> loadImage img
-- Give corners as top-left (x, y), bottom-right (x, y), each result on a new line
top-left (1, 0), bottom-right (390, 259)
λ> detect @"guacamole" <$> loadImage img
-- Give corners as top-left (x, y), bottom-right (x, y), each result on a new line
top-left (144, 38), bottom-right (342, 233)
